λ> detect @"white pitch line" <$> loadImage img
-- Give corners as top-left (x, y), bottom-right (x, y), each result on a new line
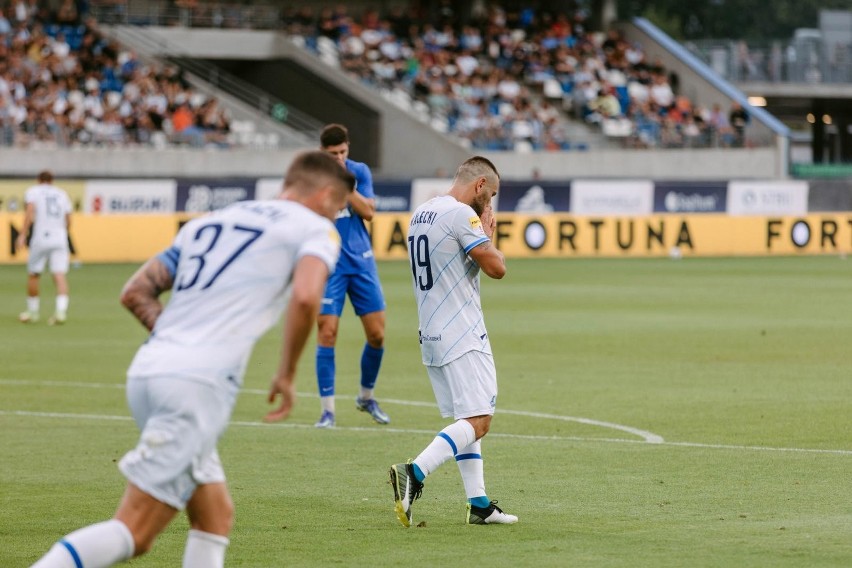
top-left (663, 440), bottom-right (852, 456)
top-left (0, 379), bottom-right (664, 444)
top-left (5, 380), bottom-right (852, 455)
top-left (1, 409), bottom-right (852, 455)
top-left (0, 409), bottom-right (636, 445)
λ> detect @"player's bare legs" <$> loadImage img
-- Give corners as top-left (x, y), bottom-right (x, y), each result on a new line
top-left (28, 482), bottom-right (174, 567)
top-left (360, 310), bottom-right (385, 349)
top-left (464, 415), bottom-right (492, 440)
top-left (184, 483), bottom-right (233, 566)
top-left (53, 272), bottom-right (69, 296)
top-left (20, 273), bottom-right (41, 322)
top-left (27, 273), bottom-right (40, 297)
top-left (49, 271), bottom-right (69, 325)
top-left (315, 310), bottom-right (389, 426)
top-left (113, 483), bottom-right (179, 556)
top-left (317, 314), bottom-right (340, 349)
top-left (356, 310), bottom-right (389, 424)
top-left (186, 483), bottom-right (234, 535)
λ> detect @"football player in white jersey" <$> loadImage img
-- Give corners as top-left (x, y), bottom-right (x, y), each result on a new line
top-left (16, 170), bottom-right (73, 325)
top-left (389, 156), bottom-right (518, 527)
top-left (30, 151), bottom-right (354, 568)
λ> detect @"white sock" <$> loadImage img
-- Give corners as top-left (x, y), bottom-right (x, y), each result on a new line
top-left (182, 529), bottom-right (229, 568)
top-left (27, 296), bottom-right (39, 314)
top-left (455, 440), bottom-right (486, 501)
top-left (320, 395), bottom-right (335, 413)
top-left (359, 387), bottom-right (374, 400)
top-left (56, 295), bottom-right (69, 315)
top-left (31, 519), bottom-right (135, 568)
top-left (413, 420), bottom-right (476, 478)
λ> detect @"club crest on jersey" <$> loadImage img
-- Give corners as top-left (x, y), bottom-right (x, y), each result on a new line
top-left (469, 216), bottom-right (481, 229)
top-left (328, 229), bottom-right (341, 245)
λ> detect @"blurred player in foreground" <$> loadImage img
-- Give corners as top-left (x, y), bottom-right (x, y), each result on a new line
top-left (389, 156), bottom-right (518, 527)
top-left (29, 151), bottom-right (354, 567)
top-left (16, 170), bottom-right (73, 325)
top-left (314, 123), bottom-right (390, 428)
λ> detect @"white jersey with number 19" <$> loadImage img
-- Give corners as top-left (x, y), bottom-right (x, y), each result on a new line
top-left (408, 195), bottom-right (491, 367)
top-left (127, 200), bottom-right (340, 386)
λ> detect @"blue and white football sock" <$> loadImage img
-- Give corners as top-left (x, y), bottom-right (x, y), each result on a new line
top-left (456, 440), bottom-right (489, 508)
top-left (359, 343), bottom-right (384, 398)
top-left (316, 346), bottom-right (336, 413)
top-left (31, 519), bottom-right (134, 568)
top-left (182, 529), bottom-right (229, 568)
top-left (412, 420), bottom-right (476, 481)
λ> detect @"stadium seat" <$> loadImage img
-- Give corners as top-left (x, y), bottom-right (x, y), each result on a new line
top-left (514, 140), bottom-right (534, 153)
top-left (316, 36), bottom-right (340, 67)
top-left (543, 79), bottom-right (564, 100)
top-left (602, 118), bottom-right (633, 137)
top-left (229, 120), bottom-right (257, 146)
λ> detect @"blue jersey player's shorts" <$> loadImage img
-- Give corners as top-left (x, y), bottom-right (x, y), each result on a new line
top-left (321, 269), bottom-right (386, 317)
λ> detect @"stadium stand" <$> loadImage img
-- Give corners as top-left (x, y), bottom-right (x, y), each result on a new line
top-left (0, 3), bottom-right (244, 149)
top-left (1, 1), bottom-right (762, 154)
top-left (0, 1), bottom-right (797, 182)
top-left (85, 1), bottom-right (754, 152)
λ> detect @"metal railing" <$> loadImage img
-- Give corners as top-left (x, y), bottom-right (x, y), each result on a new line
top-left (684, 38), bottom-right (852, 84)
top-left (108, 24), bottom-right (324, 144)
top-left (90, 0), bottom-right (283, 29)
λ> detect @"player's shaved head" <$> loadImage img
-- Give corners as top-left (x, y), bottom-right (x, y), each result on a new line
top-left (448, 156), bottom-right (500, 216)
top-left (453, 156), bottom-right (500, 186)
top-left (285, 150), bottom-right (355, 196)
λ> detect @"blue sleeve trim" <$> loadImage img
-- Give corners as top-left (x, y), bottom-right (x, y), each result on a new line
top-left (157, 246), bottom-right (180, 279)
top-left (464, 237), bottom-right (489, 253)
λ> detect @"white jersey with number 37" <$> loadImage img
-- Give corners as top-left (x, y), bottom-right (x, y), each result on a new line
top-left (408, 195), bottom-right (491, 367)
top-left (127, 200), bottom-right (340, 385)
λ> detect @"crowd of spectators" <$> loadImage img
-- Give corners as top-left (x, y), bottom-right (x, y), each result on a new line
top-left (1, 0), bottom-right (753, 152)
top-left (279, 3), bottom-right (750, 151)
top-left (0, 0), bottom-right (233, 149)
top-left (583, 28), bottom-right (750, 149)
top-left (284, 4), bottom-right (580, 151)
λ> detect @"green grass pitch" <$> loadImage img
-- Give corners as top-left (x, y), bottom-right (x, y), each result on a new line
top-left (1, 257), bottom-right (851, 567)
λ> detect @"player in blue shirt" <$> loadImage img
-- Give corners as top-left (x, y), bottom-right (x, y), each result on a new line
top-left (314, 124), bottom-right (390, 428)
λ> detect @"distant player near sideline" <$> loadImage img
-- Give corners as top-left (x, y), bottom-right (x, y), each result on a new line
top-left (389, 156), bottom-right (518, 526)
top-left (29, 151), bottom-right (354, 568)
top-left (314, 123), bottom-right (390, 428)
top-left (16, 170), bottom-right (73, 325)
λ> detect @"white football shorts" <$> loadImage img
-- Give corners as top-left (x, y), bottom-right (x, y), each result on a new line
top-left (426, 350), bottom-right (497, 419)
top-left (27, 243), bottom-right (69, 275)
top-left (119, 375), bottom-right (238, 510)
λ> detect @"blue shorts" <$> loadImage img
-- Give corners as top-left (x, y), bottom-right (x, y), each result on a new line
top-left (321, 269), bottom-right (386, 317)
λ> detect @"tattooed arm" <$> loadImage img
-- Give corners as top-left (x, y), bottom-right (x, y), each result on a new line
top-left (468, 240), bottom-right (506, 280)
top-left (119, 257), bottom-right (175, 332)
